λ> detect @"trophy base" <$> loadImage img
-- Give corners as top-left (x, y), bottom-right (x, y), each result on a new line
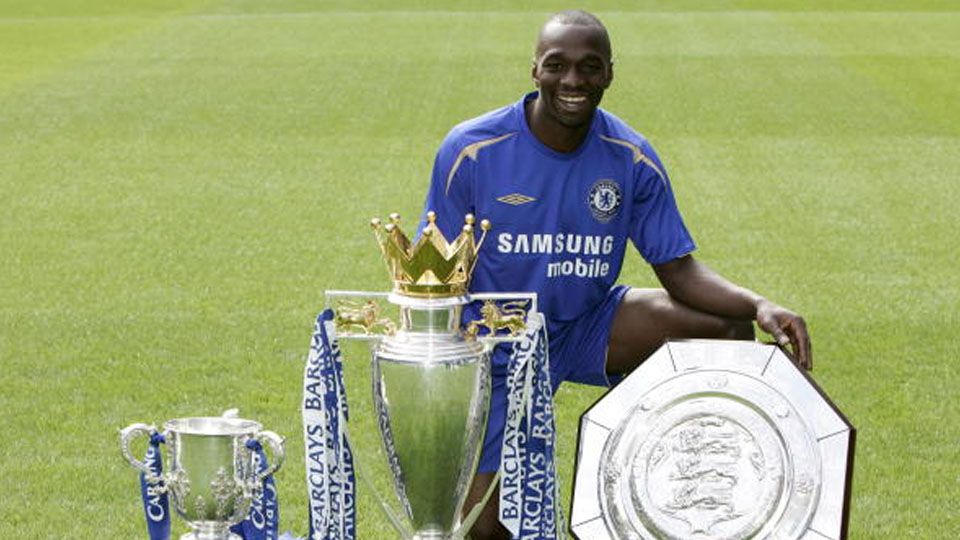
top-left (413, 533), bottom-right (449, 540)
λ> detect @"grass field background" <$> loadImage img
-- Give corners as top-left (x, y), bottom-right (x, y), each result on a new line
top-left (1, 1), bottom-right (957, 538)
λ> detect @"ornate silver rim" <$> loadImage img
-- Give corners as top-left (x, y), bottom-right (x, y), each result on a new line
top-left (164, 417), bottom-right (262, 436)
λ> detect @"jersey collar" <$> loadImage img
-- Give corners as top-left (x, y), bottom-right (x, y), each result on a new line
top-left (516, 91), bottom-right (601, 160)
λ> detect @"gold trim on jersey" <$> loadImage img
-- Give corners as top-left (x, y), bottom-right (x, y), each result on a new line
top-left (445, 132), bottom-right (517, 195)
top-left (599, 135), bottom-right (666, 184)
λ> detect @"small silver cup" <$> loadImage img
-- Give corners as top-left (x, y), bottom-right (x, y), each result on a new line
top-left (120, 417), bottom-right (285, 540)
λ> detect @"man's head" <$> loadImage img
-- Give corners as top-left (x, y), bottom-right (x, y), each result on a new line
top-left (531, 10), bottom-right (613, 130)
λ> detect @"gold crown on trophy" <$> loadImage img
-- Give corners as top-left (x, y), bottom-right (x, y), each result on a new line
top-left (371, 211), bottom-right (490, 297)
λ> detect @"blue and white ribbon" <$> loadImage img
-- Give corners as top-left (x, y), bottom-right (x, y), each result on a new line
top-left (139, 433), bottom-right (280, 540)
top-left (141, 431), bottom-right (171, 540)
top-left (302, 309), bottom-right (356, 540)
top-left (231, 440), bottom-right (280, 540)
top-left (499, 313), bottom-right (565, 540)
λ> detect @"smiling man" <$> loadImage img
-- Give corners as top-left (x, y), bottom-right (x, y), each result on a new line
top-left (421, 10), bottom-right (811, 539)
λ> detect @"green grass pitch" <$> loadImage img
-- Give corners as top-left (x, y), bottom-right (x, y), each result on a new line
top-left (1, 1), bottom-right (957, 538)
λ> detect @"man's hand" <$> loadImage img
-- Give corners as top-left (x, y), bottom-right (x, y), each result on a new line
top-left (755, 299), bottom-right (812, 370)
top-left (653, 255), bottom-right (814, 370)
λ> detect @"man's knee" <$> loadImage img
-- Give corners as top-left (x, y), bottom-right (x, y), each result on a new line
top-left (467, 499), bottom-right (510, 540)
top-left (469, 517), bottom-right (511, 540)
top-left (464, 474), bottom-right (510, 540)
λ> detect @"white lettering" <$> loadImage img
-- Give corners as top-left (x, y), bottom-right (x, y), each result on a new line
top-left (145, 485), bottom-right (165, 522)
top-left (495, 233), bottom-right (615, 256)
top-left (520, 452), bottom-right (546, 535)
top-left (143, 445), bottom-right (166, 522)
top-left (546, 257), bottom-right (611, 278)
top-left (498, 233), bottom-right (513, 253)
top-left (584, 235), bottom-right (601, 255)
top-left (515, 234), bottom-right (529, 254)
top-left (250, 505), bottom-right (265, 529)
top-left (531, 234), bottom-right (552, 254)
top-left (602, 235), bottom-right (614, 254)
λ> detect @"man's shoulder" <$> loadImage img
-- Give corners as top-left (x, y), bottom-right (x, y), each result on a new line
top-left (441, 101), bottom-right (519, 151)
top-left (595, 108), bottom-right (653, 151)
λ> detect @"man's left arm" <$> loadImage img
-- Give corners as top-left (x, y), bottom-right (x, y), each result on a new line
top-left (653, 254), bottom-right (813, 370)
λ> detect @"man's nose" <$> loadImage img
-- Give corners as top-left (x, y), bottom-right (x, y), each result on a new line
top-left (560, 67), bottom-right (584, 88)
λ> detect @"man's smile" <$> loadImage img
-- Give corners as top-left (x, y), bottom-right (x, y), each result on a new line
top-left (556, 93), bottom-right (591, 113)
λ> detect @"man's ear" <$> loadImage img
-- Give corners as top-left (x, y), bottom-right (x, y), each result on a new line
top-left (531, 60), bottom-right (539, 88)
top-left (605, 62), bottom-right (614, 89)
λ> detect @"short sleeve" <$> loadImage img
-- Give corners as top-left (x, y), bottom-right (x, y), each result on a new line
top-left (628, 141), bottom-right (696, 265)
top-left (419, 132), bottom-right (475, 240)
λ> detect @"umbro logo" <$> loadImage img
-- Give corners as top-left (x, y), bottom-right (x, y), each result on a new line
top-left (497, 193), bottom-right (536, 206)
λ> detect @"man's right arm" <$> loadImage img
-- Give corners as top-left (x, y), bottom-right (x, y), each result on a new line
top-left (653, 254), bottom-right (813, 370)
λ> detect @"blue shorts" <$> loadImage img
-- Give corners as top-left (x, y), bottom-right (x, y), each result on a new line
top-left (476, 285), bottom-right (630, 474)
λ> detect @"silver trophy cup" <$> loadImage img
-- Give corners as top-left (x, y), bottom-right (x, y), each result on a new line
top-left (120, 416), bottom-right (285, 540)
top-left (326, 210), bottom-right (534, 539)
top-left (374, 294), bottom-right (490, 538)
top-left (333, 291), bottom-right (532, 540)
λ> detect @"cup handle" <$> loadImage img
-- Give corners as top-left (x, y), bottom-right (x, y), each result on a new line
top-left (119, 423), bottom-right (162, 484)
top-left (253, 430), bottom-right (286, 483)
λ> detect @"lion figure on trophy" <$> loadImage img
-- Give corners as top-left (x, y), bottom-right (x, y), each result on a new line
top-left (465, 300), bottom-right (529, 338)
top-left (335, 299), bottom-right (397, 335)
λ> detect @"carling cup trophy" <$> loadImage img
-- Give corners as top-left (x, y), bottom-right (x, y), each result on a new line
top-left (325, 211), bottom-right (534, 539)
top-left (120, 416), bottom-right (286, 540)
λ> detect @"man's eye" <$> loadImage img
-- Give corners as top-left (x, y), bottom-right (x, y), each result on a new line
top-left (543, 62), bottom-right (562, 72)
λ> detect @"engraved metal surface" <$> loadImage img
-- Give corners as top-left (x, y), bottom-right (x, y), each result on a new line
top-left (571, 340), bottom-right (855, 540)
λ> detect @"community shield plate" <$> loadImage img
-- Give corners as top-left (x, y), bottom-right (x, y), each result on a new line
top-left (570, 340), bottom-right (855, 540)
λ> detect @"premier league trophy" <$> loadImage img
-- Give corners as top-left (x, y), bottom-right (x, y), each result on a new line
top-left (120, 416), bottom-right (286, 540)
top-left (322, 212), bottom-right (534, 539)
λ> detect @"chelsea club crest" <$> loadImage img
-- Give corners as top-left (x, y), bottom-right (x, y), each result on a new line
top-left (588, 179), bottom-right (622, 223)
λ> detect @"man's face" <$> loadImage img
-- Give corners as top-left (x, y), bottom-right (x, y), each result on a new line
top-left (532, 22), bottom-right (613, 129)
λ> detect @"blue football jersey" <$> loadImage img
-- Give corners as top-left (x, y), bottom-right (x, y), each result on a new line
top-left (421, 92), bottom-right (695, 329)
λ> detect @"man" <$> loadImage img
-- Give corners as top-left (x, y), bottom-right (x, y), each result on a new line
top-left (421, 10), bottom-right (811, 539)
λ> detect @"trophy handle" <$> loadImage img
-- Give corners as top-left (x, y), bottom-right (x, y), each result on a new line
top-left (253, 430), bottom-right (286, 483)
top-left (119, 423), bottom-right (162, 485)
